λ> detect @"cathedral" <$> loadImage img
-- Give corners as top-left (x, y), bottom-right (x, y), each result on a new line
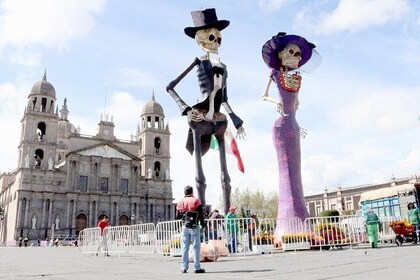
top-left (0, 72), bottom-right (174, 242)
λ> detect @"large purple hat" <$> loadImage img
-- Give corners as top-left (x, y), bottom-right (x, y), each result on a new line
top-left (262, 32), bottom-right (316, 71)
top-left (184, 8), bottom-right (230, 38)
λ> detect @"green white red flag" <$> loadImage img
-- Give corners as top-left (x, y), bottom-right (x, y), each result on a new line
top-left (210, 128), bottom-right (245, 173)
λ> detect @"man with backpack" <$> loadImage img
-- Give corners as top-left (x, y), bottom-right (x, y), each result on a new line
top-left (176, 186), bottom-right (206, 274)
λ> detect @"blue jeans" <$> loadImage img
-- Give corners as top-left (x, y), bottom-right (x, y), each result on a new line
top-left (228, 232), bottom-right (238, 253)
top-left (181, 226), bottom-right (201, 271)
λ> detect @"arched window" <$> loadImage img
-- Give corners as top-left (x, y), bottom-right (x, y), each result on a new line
top-left (37, 122), bottom-right (46, 141)
top-left (119, 215), bottom-right (129, 226)
top-left (154, 161), bottom-right (161, 178)
top-left (154, 137), bottom-right (161, 154)
top-left (75, 213), bottom-right (87, 235)
top-left (34, 149), bottom-right (44, 167)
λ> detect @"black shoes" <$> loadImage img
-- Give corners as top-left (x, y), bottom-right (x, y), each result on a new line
top-left (181, 270), bottom-right (187, 273)
top-left (194, 269), bottom-right (206, 273)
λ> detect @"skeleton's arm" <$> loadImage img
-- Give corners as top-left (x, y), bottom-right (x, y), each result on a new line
top-left (262, 77), bottom-right (287, 116)
top-left (166, 57), bottom-right (201, 115)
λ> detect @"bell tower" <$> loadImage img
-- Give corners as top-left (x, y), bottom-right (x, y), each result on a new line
top-left (18, 70), bottom-right (58, 170)
top-left (138, 94), bottom-right (171, 180)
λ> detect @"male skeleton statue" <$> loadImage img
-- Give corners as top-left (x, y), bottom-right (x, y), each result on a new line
top-left (166, 8), bottom-right (245, 214)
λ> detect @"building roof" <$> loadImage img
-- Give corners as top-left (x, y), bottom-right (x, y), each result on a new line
top-left (141, 94), bottom-right (164, 117)
top-left (29, 71), bottom-right (56, 98)
top-left (359, 183), bottom-right (416, 202)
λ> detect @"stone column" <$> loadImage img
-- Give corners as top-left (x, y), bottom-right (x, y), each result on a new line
top-left (24, 198), bottom-right (30, 228)
top-left (115, 202), bottom-right (119, 226)
top-left (94, 201), bottom-right (98, 226)
top-left (72, 200), bottom-right (77, 228)
top-left (16, 199), bottom-right (23, 229)
top-left (41, 199), bottom-right (47, 228)
top-left (48, 200), bottom-right (54, 229)
top-left (110, 201), bottom-right (115, 225)
top-left (89, 200), bottom-right (93, 228)
top-left (66, 200), bottom-right (71, 229)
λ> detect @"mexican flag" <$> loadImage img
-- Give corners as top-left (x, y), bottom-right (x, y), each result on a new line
top-left (210, 128), bottom-right (245, 173)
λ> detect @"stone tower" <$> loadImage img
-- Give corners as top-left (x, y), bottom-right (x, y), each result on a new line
top-left (18, 70), bottom-right (58, 170)
top-left (138, 94), bottom-right (171, 181)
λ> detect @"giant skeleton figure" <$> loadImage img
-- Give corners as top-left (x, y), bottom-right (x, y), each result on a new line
top-left (261, 32), bottom-right (319, 235)
top-left (166, 9), bottom-right (245, 214)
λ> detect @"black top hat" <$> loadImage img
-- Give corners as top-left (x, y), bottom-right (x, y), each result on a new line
top-left (184, 8), bottom-right (230, 38)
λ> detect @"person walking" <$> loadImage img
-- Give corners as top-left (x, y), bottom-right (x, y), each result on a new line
top-left (407, 202), bottom-right (420, 244)
top-left (225, 206), bottom-right (239, 253)
top-left (176, 186), bottom-right (206, 274)
top-left (97, 216), bottom-right (110, 256)
top-left (364, 208), bottom-right (381, 248)
top-left (208, 210), bottom-right (221, 240)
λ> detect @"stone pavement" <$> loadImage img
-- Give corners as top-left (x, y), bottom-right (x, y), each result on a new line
top-left (0, 243), bottom-right (419, 280)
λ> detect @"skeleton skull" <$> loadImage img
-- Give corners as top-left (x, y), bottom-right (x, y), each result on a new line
top-left (278, 44), bottom-right (301, 70)
top-left (195, 28), bottom-right (222, 54)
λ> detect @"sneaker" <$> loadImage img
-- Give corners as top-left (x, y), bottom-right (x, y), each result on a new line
top-left (194, 269), bottom-right (205, 273)
top-left (181, 270), bottom-right (187, 273)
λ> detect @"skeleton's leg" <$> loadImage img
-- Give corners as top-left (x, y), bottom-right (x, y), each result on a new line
top-left (191, 124), bottom-right (207, 208)
top-left (215, 125), bottom-right (231, 214)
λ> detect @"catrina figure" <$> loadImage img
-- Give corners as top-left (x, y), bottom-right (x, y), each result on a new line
top-left (261, 32), bottom-right (320, 235)
top-left (166, 8), bottom-right (245, 215)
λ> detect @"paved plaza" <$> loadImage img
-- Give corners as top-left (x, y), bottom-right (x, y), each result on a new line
top-left (0, 243), bottom-right (419, 280)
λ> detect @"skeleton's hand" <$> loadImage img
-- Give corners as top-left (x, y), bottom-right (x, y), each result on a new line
top-left (181, 105), bottom-right (192, 116)
top-left (187, 109), bottom-right (202, 122)
top-left (276, 103), bottom-right (288, 117)
top-left (236, 126), bottom-right (246, 140)
top-left (300, 127), bottom-right (307, 139)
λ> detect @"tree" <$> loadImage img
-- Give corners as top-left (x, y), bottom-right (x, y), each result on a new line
top-left (216, 187), bottom-right (278, 218)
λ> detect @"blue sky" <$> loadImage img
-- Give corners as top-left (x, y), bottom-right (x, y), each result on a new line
top-left (0, 0), bottom-right (419, 207)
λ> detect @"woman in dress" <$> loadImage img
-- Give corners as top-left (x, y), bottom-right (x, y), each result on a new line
top-left (261, 32), bottom-right (319, 235)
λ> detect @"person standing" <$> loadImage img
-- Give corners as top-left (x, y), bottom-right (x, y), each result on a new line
top-left (225, 206), bottom-right (239, 253)
top-left (208, 210), bottom-right (221, 240)
top-left (97, 216), bottom-right (110, 256)
top-left (176, 186), bottom-right (206, 274)
top-left (407, 202), bottom-right (420, 244)
top-left (364, 208), bottom-right (381, 248)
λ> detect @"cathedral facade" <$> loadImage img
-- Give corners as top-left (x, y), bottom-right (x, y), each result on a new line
top-left (0, 72), bottom-right (174, 242)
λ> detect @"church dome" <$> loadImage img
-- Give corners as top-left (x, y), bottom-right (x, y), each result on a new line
top-left (57, 120), bottom-right (77, 138)
top-left (141, 94), bottom-right (164, 117)
top-left (29, 72), bottom-right (56, 98)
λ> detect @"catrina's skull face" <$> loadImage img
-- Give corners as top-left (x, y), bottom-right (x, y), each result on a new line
top-left (278, 43), bottom-right (301, 70)
top-left (195, 28), bottom-right (222, 54)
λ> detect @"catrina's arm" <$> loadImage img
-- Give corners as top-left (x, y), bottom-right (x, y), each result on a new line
top-left (166, 57), bottom-right (201, 115)
top-left (262, 76), bottom-right (287, 116)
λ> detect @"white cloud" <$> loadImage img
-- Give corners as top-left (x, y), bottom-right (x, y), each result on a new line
top-left (316, 0), bottom-right (410, 34)
top-left (334, 86), bottom-right (419, 136)
top-left (8, 51), bottom-right (41, 65)
top-left (114, 68), bottom-right (162, 89)
top-left (0, 0), bottom-right (105, 51)
top-left (0, 82), bottom-right (27, 172)
top-left (258, 0), bottom-right (289, 12)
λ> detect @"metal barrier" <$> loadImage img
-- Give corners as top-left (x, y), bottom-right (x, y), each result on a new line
top-left (105, 225), bottom-right (131, 256)
top-left (154, 220), bottom-right (183, 256)
top-left (276, 218), bottom-right (310, 251)
top-left (78, 214), bottom-right (406, 258)
top-left (379, 216), bottom-right (399, 243)
top-left (128, 223), bottom-right (156, 255)
top-left (304, 216), bottom-right (362, 250)
top-left (79, 227), bottom-right (101, 255)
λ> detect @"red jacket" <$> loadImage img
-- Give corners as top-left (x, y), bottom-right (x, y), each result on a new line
top-left (98, 219), bottom-right (109, 236)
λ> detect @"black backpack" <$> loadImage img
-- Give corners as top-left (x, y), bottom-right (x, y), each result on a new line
top-left (184, 211), bottom-right (199, 228)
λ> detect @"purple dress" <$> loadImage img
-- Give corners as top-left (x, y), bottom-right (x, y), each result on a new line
top-left (271, 69), bottom-right (309, 235)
